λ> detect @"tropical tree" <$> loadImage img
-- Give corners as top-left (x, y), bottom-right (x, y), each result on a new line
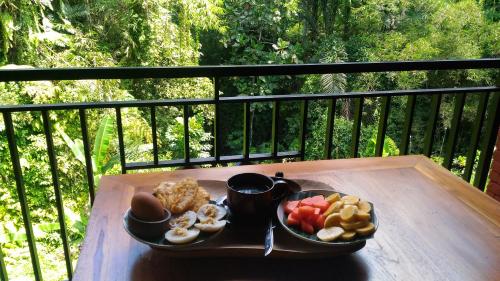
top-left (57, 115), bottom-right (119, 185)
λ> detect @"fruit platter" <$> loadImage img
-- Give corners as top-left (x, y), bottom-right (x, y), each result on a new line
top-left (277, 189), bottom-right (378, 245)
top-left (123, 175), bottom-right (378, 257)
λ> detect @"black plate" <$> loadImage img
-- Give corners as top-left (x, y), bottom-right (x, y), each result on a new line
top-left (277, 189), bottom-right (378, 246)
top-left (123, 200), bottom-right (227, 250)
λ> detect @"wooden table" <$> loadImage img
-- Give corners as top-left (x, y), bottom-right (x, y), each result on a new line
top-left (73, 156), bottom-right (500, 281)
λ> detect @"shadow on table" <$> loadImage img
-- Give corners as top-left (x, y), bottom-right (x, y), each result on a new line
top-left (130, 250), bottom-right (369, 281)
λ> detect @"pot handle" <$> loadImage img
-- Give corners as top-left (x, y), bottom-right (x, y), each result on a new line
top-left (272, 172), bottom-right (289, 201)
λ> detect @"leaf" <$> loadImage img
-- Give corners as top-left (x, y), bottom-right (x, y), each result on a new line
top-left (64, 206), bottom-right (80, 224)
top-left (56, 126), bottom-right (85, 164)
top-left (0, 12), bottom-right (14, 59)
top-left (320, 73), bottom-right (346, 93)
top-left (100, 154), bottom-right (120, 174)
top-left (19, 158), bottom-right (30, 169)
top-left (72, 221), bottom-right (86, 238)
top-left (93, 115), bottom-right (115, 174)
top-left (39, 222), bottom-right (59, 232)
top-left (39, 0), bottom-right (54, 10)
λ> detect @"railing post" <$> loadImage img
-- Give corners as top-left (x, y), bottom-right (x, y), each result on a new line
top-left (299, 100), bottom-right (309, 160)
top-left (463, 93), bottom-right (489, 181)
top-left (214, 78), bottom-right (221, 162)
top-left (351, 97), bottom-right (364, 158)
top-left (115, 107), bottom-right (127, 174)
top-left (400, 95), bottom-right (416, 155)
top-left (183, 105), bottom-right (190, 164)
top-left (443, 93), bottom-right (466, 169)
top-left (375, 96), bottom-right (391, 157)
top-left (423, 94), bottom-right (442, 157)
top-left (150, 106), bottom-right (159, 165)
top-left (41, 111), bottom-right (73, 280)
top-left (0, 243), bottom-right (7, 281)
top-left (243, 102), bottom-right (251, 160)
top-left (324, 98), bottom-right (337, 159)
top-left (271, 101), bottom-right (280, 158)
top-left (2, 112), bottom-right (43, 281)
top-left (474, 92), bottom-right (500, 190)
top-left (79, 109), bottom-right (95, 205)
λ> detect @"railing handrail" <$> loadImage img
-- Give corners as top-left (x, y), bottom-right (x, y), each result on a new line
top-left (1, 58), bottom-right (499, 281)
top-left (0, 58), bottom-right (498, 82)
top-left (0, 86), bottom-right (497, 112)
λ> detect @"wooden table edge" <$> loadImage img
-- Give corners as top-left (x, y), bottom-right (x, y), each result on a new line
top-left (99, 155), bottom-right (423, 184)
top-left (413, 155), bottom-right (500, 227)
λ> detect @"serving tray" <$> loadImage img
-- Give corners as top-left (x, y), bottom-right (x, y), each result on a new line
top-left (124, 179), bottom-right (370, 258)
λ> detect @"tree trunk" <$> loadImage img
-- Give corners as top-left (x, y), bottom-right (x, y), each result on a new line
top-left (343, 0), bottom-right (351, 40)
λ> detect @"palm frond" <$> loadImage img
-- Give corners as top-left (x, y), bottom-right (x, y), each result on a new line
top-left (93, 115), bottom-right (115, 174)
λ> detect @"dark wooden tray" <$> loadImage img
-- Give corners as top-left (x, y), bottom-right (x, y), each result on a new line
top-left (124, 179), bottom-right (370, 258)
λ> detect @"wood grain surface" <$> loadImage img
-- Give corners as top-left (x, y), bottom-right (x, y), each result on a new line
top-left (73, 155), bottom-right (500, 281)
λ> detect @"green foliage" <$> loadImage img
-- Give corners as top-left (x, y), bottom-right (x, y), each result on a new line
top-left (362, 135), bottom-right (400, 157)
top-left (165, 114), bottom-right (213, 159)
top-left (0, 0), bottom-right (498, 279)
top-left (91, 115), bottom-right (115, 174)
top-left (57, 115), bottom-right (120, 185)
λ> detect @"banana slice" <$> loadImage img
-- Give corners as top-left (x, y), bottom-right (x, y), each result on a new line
top-left (358, 201), bottom-right (372, 213)
top-left (324, 201), bottom-right (344, 217)
top-left (356, 210), bottom-right (371, 222)
top-left (340, 205), bottom-right (358, 222)
top-left (323, 201), bottom-right (338, 217)
top-left (324, 213), bottom-right (341, 228)
top-left (325, 193), bottom-right (341, 204)
top-left (356, 222), bottom-right (375, 236)
top-left (343, 205), bottom-right (358, 210)
top-left (340, 220), bottom-right (368, 231)
top-left (317, 226), bottom-right (345, 242)
top-left (341, 195), bottom-right (360, 205)
top-left (340, 231), bottom-right (356, 241)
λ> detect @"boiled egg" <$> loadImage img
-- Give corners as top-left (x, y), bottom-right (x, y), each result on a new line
top-left (197, 204), bottom-right (227, 221)
top-left (165, 227), bottom-right (200, 244)
top-left (169, 211), bottom-right (197, 229)
top-left (194, 218), bottom-right (226, 233)
top-left (130, 192), bottom-right (165, 221)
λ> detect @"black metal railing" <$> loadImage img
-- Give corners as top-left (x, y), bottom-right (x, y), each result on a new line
top-left (0, 59), bottom-right (499, 281)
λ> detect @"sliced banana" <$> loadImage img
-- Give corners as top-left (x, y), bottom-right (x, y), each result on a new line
top-left (324, 200), bottom-right (341, 217)
top-left (358, 201), bottom-right (372, 213)
top-left (195, 219), bottom-right (226, 233)
top-left (343, 205), bottom-right (358, 211)
top-left (340, 231), bottom-right (356, 241)
top-left (340, 220), bottom-right (368, 231)
top-left (340, 205), bottom-right (358, 222)
top-left (356, 222), bottom-right (375, 236)
top-left (197, 204), bottom-right (227, 221)
top-left (325, 193), bottom-right (341, 204)
top-left (356, 210), bottom-right (371, 222)
top-left (327, 201), bottom-right (344, 215)
top-left (317, 226), bottom-right (345, 242)
top-left (169, 211), bottom-right (197, 229)
top-left (341, 195), bottom-right (360, 205)
top-left (165, 227), bottom-right (200, 244)
top-left (324, 213), bottom-right (341, 228)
